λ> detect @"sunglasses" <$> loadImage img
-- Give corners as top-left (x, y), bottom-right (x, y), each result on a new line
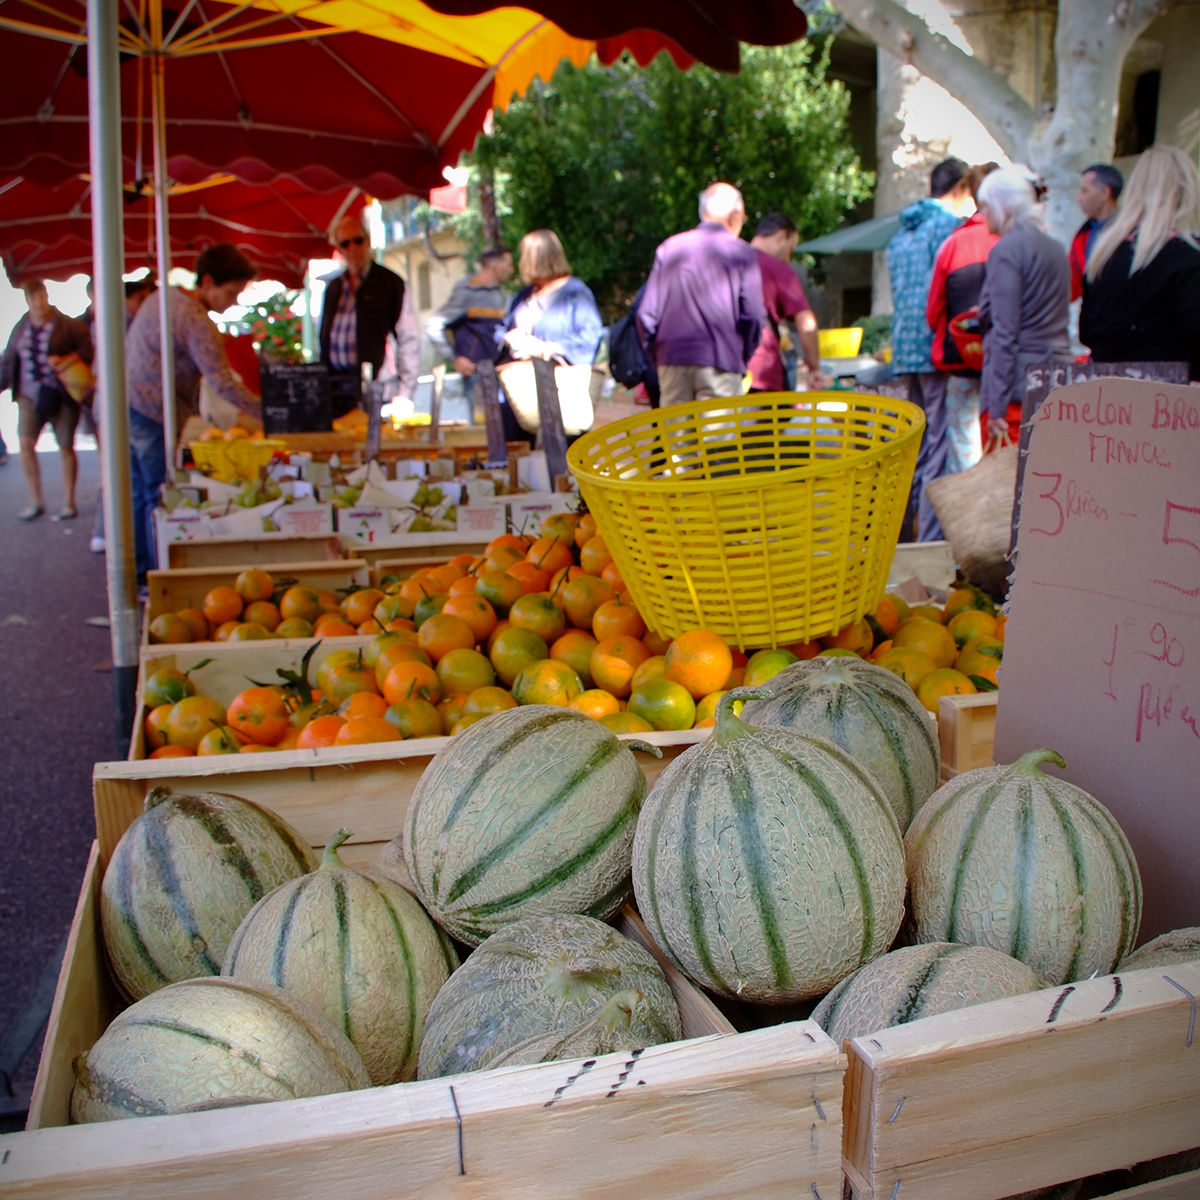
top-left (339, 236), bottom-right (366, 249)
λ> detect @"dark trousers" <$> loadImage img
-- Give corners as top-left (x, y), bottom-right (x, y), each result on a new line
top-left (901, 372), bottom-right (948, 543)
top-left (129, 409), bottom-right (167, 582)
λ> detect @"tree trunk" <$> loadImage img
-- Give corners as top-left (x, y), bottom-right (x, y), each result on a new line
top-left (479, 171), bottom-right (501, 247)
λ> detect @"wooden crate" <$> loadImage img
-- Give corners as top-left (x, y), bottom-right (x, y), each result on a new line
top-left (144, 559), bottom-right (370, 642)
top-left (938, 691), bottom-right (997, 780)
top-left (165, 534), bottom-right (346, 569)
top-left (344, 532), bottom-right (490, 569)
top-left (841, 962), bottom-right (1200, 1200)
top-left (9, 736), bottom-right (847, 1200)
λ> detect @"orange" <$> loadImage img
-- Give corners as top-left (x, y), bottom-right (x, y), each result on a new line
top-left (694, 690), bottom-right (726, 726)
top-left (509, 593), bottom-right (567, 643)
top-left (322, 654), bottom-right (379, 706)
top-left (384, 696), bottom-right (443, 739)
top-left (279, 586), bottom-right (322, 623)
top-left (893, 618), bottom-right (958, 669)
top-left (202, 585), bottom-right (243, 626)
top-left (526, 536), bottom-right (573, 575)
top-left (313, 611), bottom-right (350, 633)
top-left (911, 604), bottom-right (946, 625)
top-left (631, 655), bottom-right (667, 691)
top-left (871, 595), bottom-right (904, 638)
top-left (487, 533), bottom-right (533, 556)
top-left (513, 659), bottom-right (584, 707)
top-left (448, 574), bottom-right (478, 598)
top-left (213, 619), bottom-right (241, 642)
top-left (296, 715), bottom-right (347, 748)
top-left (437, 647), bottom-right (496, 695)
top-left (275, 726), bottom-right (302, 750)
top-left (489, 626), bottom-right (549, 687)
top-left (428, 563), bottom-right (465, 592)
top-left (452, 713), bottom-right (490, 735)
top-left (561, 576), bottom-right (615, 631)
top-left (385, 618), bottom-right (417, 634)
top-left (486, 619), bottom-right (511, 655)
top-left (781, 639), bottom-right (821, 660)
top-left (574, 512), bottom-right (598, 548)
top-left (725, 667), bottom-right (746, 688)
top-left (357, 618), bottom-right (384, 636)
top-left (744, 648), bottom-right (799, 686)
top-left (371, 645), bottom-right (430, 696)
top-left (229, 622), bottom-right (273, 641)
top-left (365, 630), bottom-right (419, 670)
top-left (413, 592), bottom-right (449, 628)
top-left (442, 593), bottom-right (498, 643)
top-left (313, 617), bottom-right (358, 638)
top-left (506, 562), bottom-right (551, 596)
top-left (243, 601), bottom-right (281, 632)
top-left (342, 588), bottom-right (386, 627)
top-left (235, 568), bottom-right (275, 603)
top-left (915, 668), bottom-right (977, 713)
top-left (176, 608), bottom-right (210, 641)
top-left (382, 660), bottom-right (441, 705)
top-left (338, 692), bottom-right (390, 721)
top-left (868, 639), bottom-right (894, 663)
top-left (164, 696), bottom-right (227, 751)
top-left (196, 726), bottom-right (245, 756)
top-left (599, 712), bottom-right (654, 734)
top-left (275, 617), bottom-right (314, 639)
top-left (956, 636), bottom-right (1003, 686)
top-left (590, 634), bottom-right (651, 699)
top-left (570, 689), bottom-right (621, 720)
top-left (475, 569), bottom-right (525, 615)
top-left (144, 703), bottom-right (174, 751)
top-left (874, 647), bottom-right (939, 690)
top-left (239, 743), bottom-right (276, 754)
top-left (628, 678), bottom-right (696, 731)
top-left (819, 648), bottom-right (861, 658)
top-left (943, 586), bottom-right (995, 621)
top-left (316, 591), bottom-right (342, 614)
top-left (335, 715), bottom-right (403, 745)
top-left (550, 629), bottom-right (598, 689)
top-left (600, 560), bottom-right (626, 593)
top-left (149, 744), bottom-right (194, 758)
top-left (437, 693), bottom-right (470, 731)
top-left (993, 614), bottom-right (1007, 642)
top-left (947, 609), bottom-right (997, 648)
top-left (397, 576), bottom-right (436, 612)
top-left (548, 564), bottom-right (587, 602)
top-left (664, 630), bottom-right (732, 700)
top-left (464, 686), bottom-right (518, 716)
top-left (592, 596), bottom-right (646, 641)
top-left (418, 613), bottom-right (477, 662)
top-left (148, 613), bottom-right (193, 645)
top-left (642, 630), bottom-right (672, 657)
top-left (487, 545), bottom-right (526, 573)
top-left (227, 687), bottom-right (291, 745)
top-left (822, 619), bottom-right (873, 656)
top-left (317, 650), bottom-right (361, 694)
top-left (449, 553), bottom-right (477, 572)
top-left (579, 535), bottom-right (613, 577)
top-left (541, 512), bottom-right (579, 543)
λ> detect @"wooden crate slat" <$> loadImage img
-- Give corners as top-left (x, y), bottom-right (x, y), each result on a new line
top-left (166, 535), bottom-right (345, 569)
top-left (938, 691), bottom-right (997, 780)
top-left (843, 962), bottom-right (1200, 1200)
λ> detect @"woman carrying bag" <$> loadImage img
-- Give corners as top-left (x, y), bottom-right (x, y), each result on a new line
top-left (496, 229), bottom-right (604, 444)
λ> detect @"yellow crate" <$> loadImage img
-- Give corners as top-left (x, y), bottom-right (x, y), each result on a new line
top-left (568, 392), bottom-right (923, 649)
top-left (190, 437), bottom-right (288, 482)
top-left (818, 326), bottom-right (864, 358)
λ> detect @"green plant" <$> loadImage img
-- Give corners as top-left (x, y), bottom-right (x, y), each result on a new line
top-left (852, 313), bottom-right (893, 356)
top-left (241, 290), bottom-right (303, 363)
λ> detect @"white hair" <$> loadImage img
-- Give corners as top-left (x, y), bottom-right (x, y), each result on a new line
top-left (977, 164), bottom-right (1043, 232)
top-left (699, 182), bottom-right (745, 224)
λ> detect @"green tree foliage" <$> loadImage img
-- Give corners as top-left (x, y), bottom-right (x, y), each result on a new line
top-left (469, 42), bottom-right (872, 319)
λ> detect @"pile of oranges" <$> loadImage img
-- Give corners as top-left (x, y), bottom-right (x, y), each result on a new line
top-left (141, 511), bottom-right (1004, 757)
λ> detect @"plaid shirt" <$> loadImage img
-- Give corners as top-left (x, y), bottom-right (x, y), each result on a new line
top-left (887, 199), bottom-right (962, 374)
top-left (327, 269), bottom-right (360, 371)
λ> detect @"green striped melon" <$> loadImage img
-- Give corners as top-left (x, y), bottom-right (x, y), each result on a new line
top-left (70, 976), bottom-right (369, 1123)
top-left (632, 687), bottom-right (906, 1004)
top-left (417, 914), bottom-right (681, 1079)
top-left (101, 787), bottom-right (318, 1000)
top-left (905, 749), bottom-right (1142, 985)
top-left (370, 831), bottom-right (417, 895)
top-left (740, 657), bottom-right (939, 832)
top-left (404, 706), bottom-right (660, 945)
top-left (224, 829), bottom-right (457, 1085)
top-left (811, 942), bottom-right (1041, 1044)
top-left (1119, 927), bottom-right (1200, 972)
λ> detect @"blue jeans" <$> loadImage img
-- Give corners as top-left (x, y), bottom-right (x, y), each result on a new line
top-left (901, 372), bottom-right (948, 542)
top-left (129, 409), bottom-right (167, 582)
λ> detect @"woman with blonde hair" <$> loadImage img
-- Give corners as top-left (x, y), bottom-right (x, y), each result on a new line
top-left (1080, 145), bottom-right (1200, 379)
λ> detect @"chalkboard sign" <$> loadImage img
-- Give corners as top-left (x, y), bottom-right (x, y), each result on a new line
top-left (995, 378), bottom-right (1200, 941)
top-left (260, 361), bottom-right (333, 434)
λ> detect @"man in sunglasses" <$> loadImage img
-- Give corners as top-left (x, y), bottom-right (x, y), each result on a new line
top-left (319, 214), bottom-right (418, 417)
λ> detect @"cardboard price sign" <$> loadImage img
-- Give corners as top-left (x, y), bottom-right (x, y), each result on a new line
top-left (995, 378), bottom-right (1200, 940)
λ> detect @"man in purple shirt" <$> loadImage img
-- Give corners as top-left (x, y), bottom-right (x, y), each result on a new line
top-left (637, 183), bottom-right (766, 406)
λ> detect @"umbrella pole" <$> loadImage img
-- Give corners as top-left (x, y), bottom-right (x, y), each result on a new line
top-left (87, 0), bottom-right (140, 753)
top-left (150, 18), bottom-right (177, 475)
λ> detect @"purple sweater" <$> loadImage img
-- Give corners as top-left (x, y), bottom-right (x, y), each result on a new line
top-left (637, 222), bottom-right (765, 374)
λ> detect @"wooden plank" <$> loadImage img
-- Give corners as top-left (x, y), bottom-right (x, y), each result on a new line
top-left (345, 533), bottom-right (490, 568)
top-left (937, 691), bottom-right (998, 780)
top-left (25, 845), bottom-right (120, 1131)
top-left (166, 535), bottom-right (345, 569)
top-left (2, 1022), bottom-right (844, 1200)
top-left (842, 962), bottom-right (1200, 1200)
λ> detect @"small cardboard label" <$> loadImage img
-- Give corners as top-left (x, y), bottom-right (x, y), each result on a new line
top-left (338, 507), bottom-right (391, 542)
top-left (510, 492), bottom-right (576, 536)
top-left (457, 503), bottom-right (508, 537)
top-left (275, 503), bottom-right (335, 537)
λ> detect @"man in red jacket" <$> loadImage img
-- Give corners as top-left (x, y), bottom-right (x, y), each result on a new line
top-left (1069, 164), bottom-right (1122, 302)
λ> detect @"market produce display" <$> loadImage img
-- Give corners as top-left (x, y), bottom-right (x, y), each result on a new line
top-left (905, 749), bottom-right (1143, 985)
top-left (416, 915), bottom-right (682, 1079)
top-left (70, 977), bottom-right (370, 1123)
top-left (224, 829), bottom-right (457, 1085)
top-left (100, 787), bottom-right (319, 1000)
top-left (1118, 927), bottom-right (1200, 972)
top-left (631, 688), bottom-right (907, 1004)
top-left (404, 706), bottom-right (660, 945)
top-left (810, 942), bottom-right (1042, 1044)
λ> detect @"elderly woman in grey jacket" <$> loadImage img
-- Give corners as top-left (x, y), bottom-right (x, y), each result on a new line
top-left (976, 165), bottom-right (1072, 439)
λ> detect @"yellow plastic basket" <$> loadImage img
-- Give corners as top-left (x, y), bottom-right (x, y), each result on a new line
top-left (189, 438), bottom-right (288, 483)
top-left (567, 393), bottom-right (924, 649)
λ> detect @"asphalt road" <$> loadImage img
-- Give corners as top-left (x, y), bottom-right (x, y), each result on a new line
top-left (0, 445), bottom-right (118, 1083)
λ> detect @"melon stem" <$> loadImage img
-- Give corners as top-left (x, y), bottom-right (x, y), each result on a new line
top-left (321, 828), bottom-right (353, 869)
top-left (1011, 748), bottom-right (1067, 775)
top-left (714, 686), bottom-right (774, 745)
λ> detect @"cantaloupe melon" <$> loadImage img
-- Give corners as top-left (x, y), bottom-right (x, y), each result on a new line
top-left (1119, 927), bottom-right (1200, 972)
top-left (225, 830), bottom-right (456, 1085)
top-left (101, 787), bottom-right (318, 1000)
top-left (417, 914), bottom-right (681, 1079)
top-left (905, 749), bottom-right (1142, 985)
top-left (632, 687), bottom-right (906, 1004)
top-left (811, 942), bottom-right (1041, 1044)
top-left (740, 657), bottom-right (939, 831)
top-left (70, 977), bottom-right (369, 1122)
top-left (404, 706), bottom-right (660, 945)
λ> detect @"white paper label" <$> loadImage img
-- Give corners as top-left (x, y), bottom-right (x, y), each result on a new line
top-left (457, 504), bottom-right (507, 537)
